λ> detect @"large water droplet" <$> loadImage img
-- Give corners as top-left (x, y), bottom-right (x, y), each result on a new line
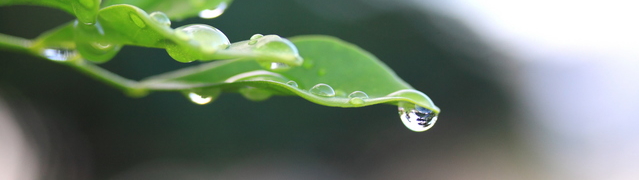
top-left (309, 83), bottom-right (335, 97)
top-left (348, 91), bottom-right (368, 105)
top-left (167, 24), bottom-right (230, 62)
top-left (42, 48), bottom-right (77, 62)
top-left (183, 88), bottom-right (221, 105)
top-left (74, 21), bottom-right (121, 63)
top-left (149, 11), bottom-right (171, 27)
top-left (398, 102), bottom-right (438, 132)
top-left (286, 80), bottom-right (298, 88)
top-left (254, 35), bottom-right (303, 68)
top-left (239, 86), bottom-right (272, 101)
top-left (199, 2), bottom-right (228, 19)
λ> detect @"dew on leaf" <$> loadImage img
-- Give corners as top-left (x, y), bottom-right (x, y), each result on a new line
top-left (286, 80), bottom-right (298, 88)
top-left (348, 91), bottom-right (369, 105)
top-left (167, 24), bottom-right (230, 62)
top-left (149, 11), bottom-right (171, 27)
top-left (187, 92), bottom-right (212, 104)
top-left (309, 83), bottom-right (335, 97)
top-left (239, 86), bottom-right (272, 101)
top-left (248, 34), bottom-right (263, 45)
top-left (74, 21), bottom-right (122, 63)
top-left (398, 101), bottom-right (438, 132)
top-left (183, 88), bottom-right (221, 105)
top-left (198, 2), bottom-right (228, 19)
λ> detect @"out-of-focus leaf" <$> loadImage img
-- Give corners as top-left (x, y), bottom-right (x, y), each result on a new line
top-left (0, 0), bottom-right (100, 24)
top-left (102, 0), bottom-right (232, 20)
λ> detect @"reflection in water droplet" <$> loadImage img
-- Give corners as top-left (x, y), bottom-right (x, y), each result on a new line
top-left (348, 91), bottom-right (368, 105)
top-left (240, 87), bottom-right (272, 101)
top-left (184, 88), bottom-right (221, 105)
top-left (398, 102), bottom-right (438, 132)
top-left (248, 34), bottom-right (263, 45)
top-left (42, 48), bottom-right (77, 62)
top-left (309, 83), bottom-right (335, 97)
top-left (269, 62), bottom-right (290, 71)
top-left (286, 81), bottom-right (298, 88)
top-left (199, 2), bottom-right (228, 19)
top-left (150, 11), bottom-right (171, 27)
top-left (129, 13), bottom-right (146, 28)
top-left (188, 92), bottom-right (212, 105)
top-left (74, 21), bottom-right (121, 63)
top-left (167, 24), bottom-right (230, 62)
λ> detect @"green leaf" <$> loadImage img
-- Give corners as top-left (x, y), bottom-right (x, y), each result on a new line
top-left (140, 35), bottom-right (440, 113)
top-left (0, 0), bottom-right (100, 24)
top-left (28, 4), bottom-right (302, 65)
top-left (102, 0), bottom-right (232, 20)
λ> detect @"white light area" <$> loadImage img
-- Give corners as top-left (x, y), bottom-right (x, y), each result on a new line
top-left (188, 92), bottom-right (212, 105)
top-left (199, 2), bottom-right (228, 19)
top-left (0, 99), bottom-right (39, 180)
top-left (372, 0), bottom-right (639, 179)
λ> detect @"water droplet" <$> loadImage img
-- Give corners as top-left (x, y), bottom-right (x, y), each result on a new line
top-left (42, 48), bottom-right (77, 62)
top-left (129, 13), bottom-right (146, 28)
top-left (248, 34), bottom-right (263, 45)
top-left (348, 91), bottom-right (368, 105)
top-left (199, 2), bottom-right (228, 19)
top-left (254, 35), bottom-right (303, 65)
top-left (183, 88), bottom-right (221, 105)
top-left (309, 83), bottom-right (335, 97)
top-left (239, 87), bottom-right (272, 101)
top-left (74, 21), bottom-right (121, 63)
top-left (269, 62), bottom-right (290, 71)
top-left (167, 24), bottom-right (230, 62)
top-left (149, 11), bottom-right (171, 27)
top-left (398, 102), bottom-right (438, 132)
top-left (286, 81), bottom-right (298, 88)
top-left (187, 92), bottom-right (212, 105)
top-left (71, 0), bottom-right (97, 25)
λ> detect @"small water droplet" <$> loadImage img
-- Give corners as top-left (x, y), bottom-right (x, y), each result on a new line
top-left (398, 102), bottom-right (438, 132)
top-left (309, 83), bottom-right (335, 97)
top-left (199, 2), bottom-right (228, 19)
top-left (129, 13), bottom-right (146, 28)
top-left (149, 11), bottom-right (171, 27)
top-left (348, 91), bottom-right (368, 105)
top-left (269, 62), bottom-right (290, 70)
top-left (248, 34), bottom-right (263, 45)
top-left (42, 48), bottom-right (77, 62)
top-left (239, 86), bottom-right (272, 101)
top-left (286, 80), bottom-right (298, 88)
top-left (184, 88), bottom-right (221, 105)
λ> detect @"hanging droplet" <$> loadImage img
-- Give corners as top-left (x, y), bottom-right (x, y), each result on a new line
top-left (166, 24), bottom-right (230, 62)
top-left (248, 34), bottom-right (263, 45)
top-left (129, 13), bottom-right (146, 28)
top-left (309, 83), bottom-right (335, 97)
top-left (149, 11), bottom-right (171, 27)
top-left (397, 102), bottom-right (438, 132)
top-left (187, 92), bottom-right (212, 105)
top-left (71, 0), bottom-right (98, 25)
top-left (348, 91), bottom-right (368, 105)
top-left (199, 2), bottom-right (228, 19)
top-left (286, 80), bottom-right (298, 88)
top-left (183, 88), bottom-right (221, 105)
top-left (73, 21), bottom-right (122, 63)
top-left (42, 48), bottom-right (77, 62)
top-left (239, 86), bottom-right (272, 101)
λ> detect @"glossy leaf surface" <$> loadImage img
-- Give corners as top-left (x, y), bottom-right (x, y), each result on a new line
top-left (141, 36), bottom-right (440, 112)
top-left (102, 0), bottom-right (232, 20)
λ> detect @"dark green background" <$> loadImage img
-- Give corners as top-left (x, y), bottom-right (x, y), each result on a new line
top-left (0, 1), bottom-right (515, 179)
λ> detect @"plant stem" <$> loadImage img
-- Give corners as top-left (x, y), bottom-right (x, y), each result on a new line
top-left (0, 33), bottom-right (32, 54)
top-left (0, 33), bottom-right (148, 97)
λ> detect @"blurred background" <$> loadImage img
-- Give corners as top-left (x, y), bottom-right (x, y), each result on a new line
top-left (1, 0), bottom-right (638, 179)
